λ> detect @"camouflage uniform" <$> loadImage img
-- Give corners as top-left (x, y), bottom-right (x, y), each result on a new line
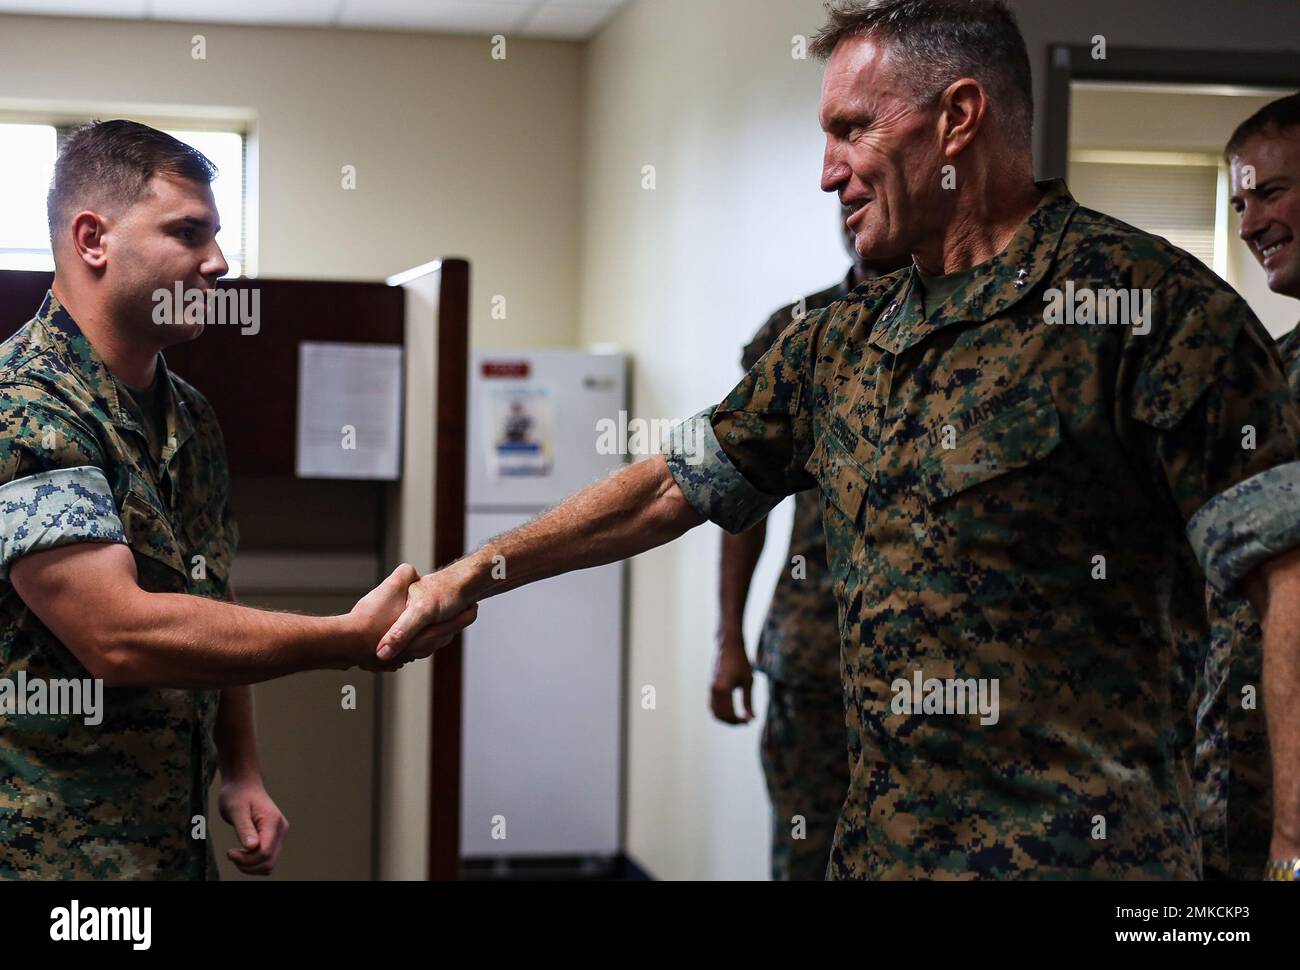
top-left (1197, 320), bottom-right (1300, 879)
top-left (0, 291), bottom-right (237, 880)
top-left (745, 274), bottom-right (851, 881)
top-left (668, 179), bottom-right (1300, 879)
top-left (1275, 325), bottom-right (1300, 385)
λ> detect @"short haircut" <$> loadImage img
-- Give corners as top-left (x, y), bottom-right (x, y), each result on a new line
top-left (46, 119), bottom-right (217, 244)
top-left (1224, 91), bottom-right (1300, 162)
top-left (810, 0), bottom-right (1034, 149)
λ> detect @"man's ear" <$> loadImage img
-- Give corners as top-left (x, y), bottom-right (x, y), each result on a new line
top-left (938, 77), bottom-right (987, 160)
top-left (69, 210), bottom-right (110, 270)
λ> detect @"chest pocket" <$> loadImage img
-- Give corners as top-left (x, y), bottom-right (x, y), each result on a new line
top-left (119, 475), bottom-right (188, 589)
top-left (917, 388), bottom-right (1063, 507)
top-left (181, 503), bottom-right (235, 598)
top-left (806, 429), bottom-right (875, 588)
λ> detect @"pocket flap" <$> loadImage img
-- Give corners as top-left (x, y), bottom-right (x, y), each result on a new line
top-left (120, 488), bottom-right (187, 578)
top-left (807, 432), bottom-right (873, 523)
top-left (919, 397), bottom-right (1062, 505)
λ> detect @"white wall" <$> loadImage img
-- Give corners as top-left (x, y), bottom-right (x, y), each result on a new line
top-left (0, 13), bottom-right (584, 350)
top-left (580, 0), bottom-right (840, 881)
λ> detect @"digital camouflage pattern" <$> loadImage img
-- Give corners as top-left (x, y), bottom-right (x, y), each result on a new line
top-left (761, 681), bottom-right (849, 880)
top-left (1196, 319), bottom-right (1300, 880)
top-left (0, 291), bottom-right (237, 880)
top-left (1197, 591), bottom-right (1268, 879)
top-left (744, 277), bottom-right (851, 881)
top-left (667, 179), bottom-right (1300, 879)
top-left (742, 273), bottom-right (852, 687)
top-left (1275, 325), bottom-right (1300, 398)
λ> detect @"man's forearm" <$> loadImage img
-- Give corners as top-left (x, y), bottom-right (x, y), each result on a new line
top-left (100, 592), bottom-right (360, 690)
top-left (445, 455), bottom-right (703, 607)
top-left (216, 685), bottom-right (262, 782)
top-left (1264, 615), bottom-right (1300, 856)
top-left (1248, 548), bottom-right (1300, 860)
top-left (717, 519), bottom-right (767, 642)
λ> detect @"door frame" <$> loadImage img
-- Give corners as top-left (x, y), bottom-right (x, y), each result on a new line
top-left (1040, 45), bottom-right (1300, 179)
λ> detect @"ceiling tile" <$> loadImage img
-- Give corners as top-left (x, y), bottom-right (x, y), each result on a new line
top-left (0, 0), bottom-right (629, 38)
top-left (0, 0), bottom-right (148, 15)
top-left (523, 1), bottom-right (622, 39)
top-left (338, 0), bottom-right (534, 35)
top-left (149, 0), bottom-right (336, 26)
top-left (534, 0), bottom-right (625, 8)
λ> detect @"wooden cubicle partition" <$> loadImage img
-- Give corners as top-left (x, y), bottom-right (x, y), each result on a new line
top-left (0, 265), bottom-right (469, 880)
top-left (425, 260), bottom-right (469, 881)
top-left (0, 272), bottom-right (56, 340)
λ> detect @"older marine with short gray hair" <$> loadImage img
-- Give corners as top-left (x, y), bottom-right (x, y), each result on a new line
top-left (380, 0), bottom-right (1300, 880)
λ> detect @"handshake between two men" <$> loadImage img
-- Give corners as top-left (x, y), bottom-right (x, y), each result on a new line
top-left (1, 436), bottom-right (663, 882)
top-left (0, 117), bottom-right (689, 881)
top-left (361, 565), bottom-right (480, 671)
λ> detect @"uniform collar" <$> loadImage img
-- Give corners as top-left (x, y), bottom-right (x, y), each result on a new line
top-left (32, 290), bottom-right (196, 465)
top-left (839, 266), bottom-right (857, 296)
top-left (869, 178), bottom-right (1077, 355)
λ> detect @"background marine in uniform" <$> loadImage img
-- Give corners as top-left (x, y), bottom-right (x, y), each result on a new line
top-left (710, 224), bottom-right (905, 880)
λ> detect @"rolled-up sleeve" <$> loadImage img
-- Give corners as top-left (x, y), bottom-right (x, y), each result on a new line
top-left (1188, 462), bottom-right (1300, 594)
top-left (664, 308), bottom-right (824, 534)
top-left (0, 385), bottom-right (126, 580)
top-left (0, 466), bottom-right (126, 580)
top-left (665, 407), bottom-right (784, 534)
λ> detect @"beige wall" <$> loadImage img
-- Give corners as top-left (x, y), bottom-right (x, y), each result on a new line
top-left (1069, 87), bottom-right (1287, 155)
top-left (208, 590), bottom-right (378, 881)
top-left (580, 0), bottom-right (838, 881)
top-left (0, 13), bottom-right (584, 350)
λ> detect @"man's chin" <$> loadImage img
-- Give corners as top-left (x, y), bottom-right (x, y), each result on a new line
top-left (161, 321), bottom-right (206, 346)
top-left (1268, 265), bottom-right (1300, 302)
top-left (855, 229), bottom-right (897, 263)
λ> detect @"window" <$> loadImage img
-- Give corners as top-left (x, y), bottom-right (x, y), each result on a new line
top-left (1069, 150), bottom-right (1222, 273)
top-left (0, 120), bottom-right (249, 277)
top-left (0, 123), bottom-right (58, 272)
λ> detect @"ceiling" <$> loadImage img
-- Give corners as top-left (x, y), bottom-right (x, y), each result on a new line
top-left (0, 0), bottom-right (630, 40)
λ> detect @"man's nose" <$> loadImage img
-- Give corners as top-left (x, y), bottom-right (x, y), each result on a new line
top-left (821, 140), bottom-right (848, 195)
top-left (204, 242), bottom-right (230, 280)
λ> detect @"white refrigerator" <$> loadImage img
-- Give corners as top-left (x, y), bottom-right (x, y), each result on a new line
top-left (462, 349), bottom-right (628, 861)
